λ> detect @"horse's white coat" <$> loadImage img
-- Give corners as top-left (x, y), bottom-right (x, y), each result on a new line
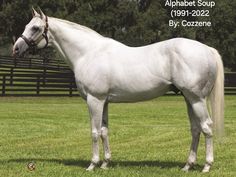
top-left (13, 10), bottom-right (224, 172)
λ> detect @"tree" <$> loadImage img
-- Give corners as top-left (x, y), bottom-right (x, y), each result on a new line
top-left (0, 0), bottom-right (236, 70)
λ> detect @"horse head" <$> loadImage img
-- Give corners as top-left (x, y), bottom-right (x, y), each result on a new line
top-left (12, 7), bottom-right (49, 57)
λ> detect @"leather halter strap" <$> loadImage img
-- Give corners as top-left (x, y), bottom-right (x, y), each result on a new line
top-left (21, 16), bottom-right (49, 49)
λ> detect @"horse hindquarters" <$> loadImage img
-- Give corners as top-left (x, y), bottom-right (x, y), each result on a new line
top-left (182, 48), bottom-right (224, 172)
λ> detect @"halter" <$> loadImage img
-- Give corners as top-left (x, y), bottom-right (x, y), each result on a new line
top-left (21, 16), bottom-right (49, 49)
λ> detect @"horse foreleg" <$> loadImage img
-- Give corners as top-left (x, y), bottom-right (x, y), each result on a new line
top-left (100, 102), bottom-right (111, 169)
top-left (86, 95), bottom-right (106, 171)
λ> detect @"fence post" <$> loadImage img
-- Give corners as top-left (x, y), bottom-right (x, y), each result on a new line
top-left (2, 75), bottom-right (6, 96)
top-left (14, 58), bottom-right (17, 67)
top-left (43, 68), bottom-right (46, 86)
top-left (69, 79), bottom-right (73, 97)
top-left (37, 76), bottom-right (40, 95)
top-left (10, 68), bottom-right (14, 85)
top-left (29, 58), bottom-right (32, 68)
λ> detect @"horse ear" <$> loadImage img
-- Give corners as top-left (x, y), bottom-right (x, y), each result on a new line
top-left (38, 7), bottom-right (46, 19)
top-left (32, 6), bottom-right (39, 17)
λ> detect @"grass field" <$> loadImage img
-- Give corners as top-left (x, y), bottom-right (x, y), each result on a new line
top-left (0, 96), bottom-right (235, 177)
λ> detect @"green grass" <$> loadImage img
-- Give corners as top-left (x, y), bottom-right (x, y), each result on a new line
top-left (0, 96), bottom-right (235, 177)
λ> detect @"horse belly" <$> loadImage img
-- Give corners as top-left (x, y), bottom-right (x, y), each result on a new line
top-left (108, 79), bottom-right (171, 103)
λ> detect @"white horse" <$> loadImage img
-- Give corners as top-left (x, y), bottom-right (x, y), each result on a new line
top-left (13, 8), bottom-right (224, 172)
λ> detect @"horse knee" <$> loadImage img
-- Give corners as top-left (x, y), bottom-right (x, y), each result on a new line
top-left (101, 127), bottom-right (108, 139)
top-left (92, 131), bottom-right (100, 142)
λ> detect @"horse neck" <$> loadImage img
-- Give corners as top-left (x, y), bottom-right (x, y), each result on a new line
top-left (48, 17), bottom-right (104, 69)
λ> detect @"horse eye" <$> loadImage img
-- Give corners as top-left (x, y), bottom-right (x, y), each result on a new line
top-left (32, 26), bottom-right (40, 31)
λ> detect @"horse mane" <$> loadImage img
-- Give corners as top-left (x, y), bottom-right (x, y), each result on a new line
top-left (50, 17), bottom-right (102, 37)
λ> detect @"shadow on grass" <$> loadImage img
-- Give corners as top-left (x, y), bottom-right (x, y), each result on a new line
top-left (0, 158), bottom-right (189, 169)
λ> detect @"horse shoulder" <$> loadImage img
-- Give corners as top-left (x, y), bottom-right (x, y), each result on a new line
top-left (74, 56), bottom-right (111, 98)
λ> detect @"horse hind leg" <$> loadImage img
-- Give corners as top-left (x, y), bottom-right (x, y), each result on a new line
top-left (182, 99), bottom-right (201, 172)
top-left (184, 97), bottom-right (214, 173)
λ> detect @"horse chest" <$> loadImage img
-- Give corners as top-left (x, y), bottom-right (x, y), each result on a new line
top-left (74, 64), bottom-right (110, 98)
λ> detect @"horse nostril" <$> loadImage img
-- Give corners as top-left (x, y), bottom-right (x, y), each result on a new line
top-left (13, 45), bottom-right (20, 57)
top-left (15, 47), bottom-right (19, 53)
top-left (13, 46), bottom-right (20, 55)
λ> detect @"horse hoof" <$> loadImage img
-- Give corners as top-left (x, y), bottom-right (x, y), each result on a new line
top-left (100, 161), bottom-right (109, 170)
top-left (181, 163), bottom-right (192, 172)
top-left (202, 164), bottom-right (211, 173)
top-left (181, 167), bottom-right (189, 172)
top-left (86, 163), bottom-right (96, 171)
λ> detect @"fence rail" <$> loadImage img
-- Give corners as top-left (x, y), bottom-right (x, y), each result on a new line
top-left (0, 56), bottom-right (236, 96)
top-left (0, 56), bottom-right (79, 96)
top-left (225, 72), bottom-right (236, 95)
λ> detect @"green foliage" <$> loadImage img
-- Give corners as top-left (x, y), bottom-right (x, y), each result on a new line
top-left (0, 0), bottom-right (236, 70)
top-left (208, 0), bottom-right (236, 68)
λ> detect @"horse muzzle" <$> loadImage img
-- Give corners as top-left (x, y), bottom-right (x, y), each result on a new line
top-left (12, 38), bottom-right (29, 57)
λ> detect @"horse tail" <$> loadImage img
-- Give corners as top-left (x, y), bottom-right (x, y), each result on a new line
top-left (209, 48), bottom-right (224, 137)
